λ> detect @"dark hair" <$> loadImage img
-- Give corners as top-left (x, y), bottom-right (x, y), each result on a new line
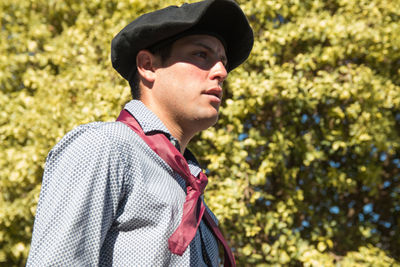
top-left (128, 40), bottom-right (174, 99)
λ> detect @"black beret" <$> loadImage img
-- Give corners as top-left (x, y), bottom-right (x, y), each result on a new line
top-left (111, 0), bottom-right (254, 81)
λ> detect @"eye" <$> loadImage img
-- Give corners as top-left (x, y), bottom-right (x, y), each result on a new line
top-left (194, 51), bottom-right (207, 59)
top-left (221, 58), bottom-right (228, 68)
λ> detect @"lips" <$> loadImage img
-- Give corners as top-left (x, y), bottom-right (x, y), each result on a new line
top-left (204, 87), bottom-right (223, 100)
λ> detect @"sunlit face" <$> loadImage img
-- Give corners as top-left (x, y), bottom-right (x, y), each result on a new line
top-left (151, 34), bottom-right (228, 133)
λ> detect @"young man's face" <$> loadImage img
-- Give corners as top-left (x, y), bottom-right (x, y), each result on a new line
top-left (151, 34), bottom-right (228, 133)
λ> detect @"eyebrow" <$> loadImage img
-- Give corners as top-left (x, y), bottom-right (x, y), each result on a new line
top-left (192, 41), bottom-right (228, 66)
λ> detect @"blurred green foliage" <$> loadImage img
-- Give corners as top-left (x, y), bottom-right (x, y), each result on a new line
top-left (1, 0), bottom-right (399, 266)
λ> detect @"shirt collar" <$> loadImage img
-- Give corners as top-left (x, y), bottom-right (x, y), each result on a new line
top-left (123, 100), bottom-right (202, 177)
top-left (124, 100), bottom-right (171, 136)
top-left (184, 149), bottom-right (202, 177)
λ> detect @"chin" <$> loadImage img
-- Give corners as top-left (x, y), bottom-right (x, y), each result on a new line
top-left (196, 114), bottom-right (219, 128)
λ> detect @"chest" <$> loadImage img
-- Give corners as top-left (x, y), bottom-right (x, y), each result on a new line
top-left (114, 145), bottom-right (188, 229)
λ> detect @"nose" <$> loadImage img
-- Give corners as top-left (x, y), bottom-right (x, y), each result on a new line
top-left (209, 60), bottom-right (228, 85)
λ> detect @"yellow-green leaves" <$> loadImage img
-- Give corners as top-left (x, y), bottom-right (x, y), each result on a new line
top-left (2, 0), bottom-right (400, 266)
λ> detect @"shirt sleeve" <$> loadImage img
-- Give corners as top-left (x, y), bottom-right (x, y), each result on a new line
top-left (27, 124), bottom-right (128, 266)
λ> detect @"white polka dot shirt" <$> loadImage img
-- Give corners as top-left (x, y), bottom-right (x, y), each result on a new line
top-left (27, 100), bottom-right (220, 266)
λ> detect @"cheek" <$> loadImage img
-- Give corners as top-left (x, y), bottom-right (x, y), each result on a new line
top-left (158, 64), bottom-right (208, 100)
top-left (181, 69), bottom-right (208, 89)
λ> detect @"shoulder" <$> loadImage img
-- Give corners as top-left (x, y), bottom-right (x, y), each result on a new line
top-left (55, 121), bottom-right (138, 146)
top-left (46, 121), bottom-right (161, 173)
top-left (43, 121), bottom-right (152, 193)
top-left (49, 121), bottom-right (147, 158)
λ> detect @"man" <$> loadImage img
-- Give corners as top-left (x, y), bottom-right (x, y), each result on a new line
top-left (27, 0), bottom-right (253, 266)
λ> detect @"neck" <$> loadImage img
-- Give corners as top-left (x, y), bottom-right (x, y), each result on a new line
top-left (161, 119), bottom-right (193, 153)
top-left (140, 99), bottom-right (196, 154)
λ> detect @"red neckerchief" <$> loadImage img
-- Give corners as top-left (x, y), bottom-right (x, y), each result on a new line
top-left (117, 109), bottom-right (236, 267)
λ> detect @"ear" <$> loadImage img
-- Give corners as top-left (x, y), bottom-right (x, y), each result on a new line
top-left (136, 50), bottom-right (157, 83)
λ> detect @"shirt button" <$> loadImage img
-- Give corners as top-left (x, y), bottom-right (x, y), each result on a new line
top-left (170, 139), bottom-right (180, 151)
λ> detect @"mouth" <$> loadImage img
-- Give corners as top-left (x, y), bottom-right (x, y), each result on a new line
top-left (203, 87), bottom-right (223, 100)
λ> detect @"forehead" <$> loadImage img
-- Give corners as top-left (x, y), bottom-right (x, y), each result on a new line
top-left (172, 34), bottom-right (227, 57)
